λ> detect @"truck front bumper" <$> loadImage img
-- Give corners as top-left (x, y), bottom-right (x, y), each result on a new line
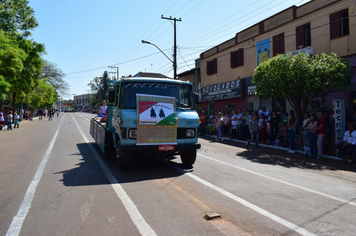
top-left (121, 143), bottom-right (201, 152)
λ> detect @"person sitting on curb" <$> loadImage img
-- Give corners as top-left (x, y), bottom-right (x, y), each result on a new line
top-left (336, 123), bottom-right (356, 162)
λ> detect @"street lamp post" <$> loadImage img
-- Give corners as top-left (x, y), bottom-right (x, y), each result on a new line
top-left (141, 40), bottom-right (176, 79)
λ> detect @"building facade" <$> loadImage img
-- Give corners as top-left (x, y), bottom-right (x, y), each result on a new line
top-left (199, 0), bottom-right (356, 115)
top-left (73, 93), bottom-right (94, 111)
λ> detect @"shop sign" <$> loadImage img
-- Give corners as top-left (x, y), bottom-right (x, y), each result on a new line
top-left (200, 79), bottom-right (243, 102)
top-left (333, 100), bottom-right (345, 144)
top-left (289, 46), bottom-right (314, 57)
top-left (245, 76), bottom-right (255, 96)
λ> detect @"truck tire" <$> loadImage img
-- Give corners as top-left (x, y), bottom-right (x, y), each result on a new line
top-left (180, 150), bottom-right (196, 166)
top-left (116, 141), bottom-right (131, 170)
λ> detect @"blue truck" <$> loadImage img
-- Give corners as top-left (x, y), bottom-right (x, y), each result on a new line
top-left (90, 77), bottom-right (201, 169)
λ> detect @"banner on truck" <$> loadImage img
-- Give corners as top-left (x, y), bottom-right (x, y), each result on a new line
top-left (136, 94), bottom-right (178, 145)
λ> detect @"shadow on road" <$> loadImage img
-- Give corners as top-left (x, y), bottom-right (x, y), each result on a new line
top-left (199, 136), bottom-right (356, 173)
top-left (54, 143), bottom-right (185, 187)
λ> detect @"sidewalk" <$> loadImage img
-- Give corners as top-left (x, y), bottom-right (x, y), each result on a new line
top-left (204, 134), bottom-right (345, 162)
top-left (1, 116), bottom-right (39, 131)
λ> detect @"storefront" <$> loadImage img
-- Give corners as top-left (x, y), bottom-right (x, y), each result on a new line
top-left (199, 78), bottom-right (246, 115)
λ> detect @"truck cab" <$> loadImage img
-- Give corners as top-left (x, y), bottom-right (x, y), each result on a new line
top-left (111, 77), bottom-right (200, 169)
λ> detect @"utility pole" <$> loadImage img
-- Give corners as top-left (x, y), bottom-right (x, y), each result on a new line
top-left (161, 15), bottom-right (181, 80)
top-left (108, 66), bottom-right (119, 80)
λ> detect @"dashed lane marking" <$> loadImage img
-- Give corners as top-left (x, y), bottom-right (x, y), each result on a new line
top-left (71, 114), bottom-right (156, 236)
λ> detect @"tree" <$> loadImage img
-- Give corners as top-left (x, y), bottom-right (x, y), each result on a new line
top-left (253, 52), bottom-right (352, 119)
top-left (87, 71), bottom-right (109, 108)
top-left (41, 60), bottom-right (69, 97)
top-left (101, 71), bottom-right (108, 101)
top-left (0, 0), bottom-right (38, 36)
top-left (0, 30), bottom-right (25, 108)
top-left (87, 77), bottom-right (102, 108)
top-left (29, 78), bottom-right (57, 108)
top-left (9, 35), bottom-right (45, 113)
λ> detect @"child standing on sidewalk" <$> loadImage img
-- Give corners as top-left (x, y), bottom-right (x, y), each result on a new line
top-left (14, 113), bottom-right (20, 128)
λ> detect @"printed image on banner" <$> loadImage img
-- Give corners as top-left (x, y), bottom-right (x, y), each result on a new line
top-left (136, 94), bottom-right (178, 145)
top-left (138, 101), bottom-right (176, 125)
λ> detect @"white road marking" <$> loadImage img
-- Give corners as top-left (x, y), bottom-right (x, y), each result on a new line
top-left (199, 153), bottom-right (356, 207)
top-left (71, 114), bottom-right (157, 236)
top-left (169, 162), bottom-right (317, 236)
top-left (79, 202), bottom-right (91, 221)
top-left (79, 193), bottom-right (97, 221)
top-left (6, 116), bottom-right (65, 236)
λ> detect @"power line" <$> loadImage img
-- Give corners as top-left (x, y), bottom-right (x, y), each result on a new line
top-left (65, 0), bottom-right (326, 77)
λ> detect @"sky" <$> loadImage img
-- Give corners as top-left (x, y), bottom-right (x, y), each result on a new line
top-left (27, 0), bottom-right (311, 100)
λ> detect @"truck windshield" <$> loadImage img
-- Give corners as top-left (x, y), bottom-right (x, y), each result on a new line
top-left (123, 82), bottom-right (194, 110)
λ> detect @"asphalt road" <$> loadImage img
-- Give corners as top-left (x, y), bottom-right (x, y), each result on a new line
top-left (0, 112), bottom-right (355, 236)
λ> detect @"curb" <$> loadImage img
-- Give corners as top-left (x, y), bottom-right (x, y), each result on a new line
top-left (204, 134), bottom-right (343, 162)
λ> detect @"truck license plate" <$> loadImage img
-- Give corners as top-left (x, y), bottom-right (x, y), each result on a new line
top-left (158, 145), bottom-right (175, 151)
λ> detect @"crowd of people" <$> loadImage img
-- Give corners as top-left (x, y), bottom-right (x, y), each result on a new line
top-left (199, 106), bottom-right (356, 163)
top-left (0, 108), bottom-right (60, 131)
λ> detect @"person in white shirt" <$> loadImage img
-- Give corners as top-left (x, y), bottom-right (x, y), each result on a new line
top-left (336, 123), bottom-right (356, 162)
top-left (230, 110), bottom-right (238, 139)
top-left (100, 100), bottom-right (107, 115)
top-left (6, 111), bottom-right (13, 130)
top-left (236, 109), bottom-right (243, 139)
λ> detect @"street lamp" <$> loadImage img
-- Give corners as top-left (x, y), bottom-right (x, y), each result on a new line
top-left (141, 40), bottom-right (176, 79)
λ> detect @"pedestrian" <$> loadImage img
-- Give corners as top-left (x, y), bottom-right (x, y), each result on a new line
top-left (215, 112), bottom-right (223, 141)
top-left (301, 112), bottom-right (311, 155)
top-left (276, 122), bottom-right (287, 146)
top-left (236, 109), bottom-right (243, 139)
top-left (241, 111), bottom-right (248, 139)
top-left (314, 111), bottom-right (326, 159)
top-left (230, 110), bottom-right (238, 140)
top-left (0, 113), bottom-right (4, 131)
top-left (199, 111), bottom-right (206, 136)
top-left (13, 112), bottom-right (20, 128)
top-left (39, 109), bottom-right (43, 120)
top-left (263, 106), bottom-right (270, 121)
top-left (287, 110), bottom-right (297, 153)
top-left (336, 123), bottom-right (356, 162)
top-left (268, 111), bottom-right (279, 145)
top-left (100, 100), bottom-right (107, 115)
top-left (258, 114), bottom-right (266, 143)
top-left (48, 110), bottom-right (53, 121)
top-left (6, 111), bottom-right (13, 130)
top-left (223, 113), bottom-right (230, 137)
top-left (56, 109), bottom-right (59, 117)
top-left (308, 114), bottom-right (318, 158)
top-left (246, 113), bottom-right (259, 151)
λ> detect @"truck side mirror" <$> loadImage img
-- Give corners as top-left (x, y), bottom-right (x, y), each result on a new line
top-left (108, 90), bottom-right (115, 103)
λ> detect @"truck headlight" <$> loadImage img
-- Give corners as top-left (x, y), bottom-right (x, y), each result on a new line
top-left (129, 129), bottom-right (137, 139)
top-left (186, 129), bottom-right (195, 138)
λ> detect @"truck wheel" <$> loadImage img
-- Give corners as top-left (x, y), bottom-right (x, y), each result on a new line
top-left (180, 150), bottom-right (196, 166)
top-left (116, 141), bottom-right (131, 170)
